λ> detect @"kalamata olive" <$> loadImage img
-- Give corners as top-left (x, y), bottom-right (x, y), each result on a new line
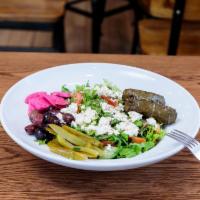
top-left (34, 128), bottom-right (54, 141)
top-left (46, 132), bottom-right (54, 141)
top-left (25, 124), bottom-right (37, 135)
top-left (62, 113), bottom-right (75, 125)
top-left (43, 112), bottom-right (60, 125)
top-left (34, 128), bottom-right (47, 140)
top-left (29, 110), bottom-right (44, 125)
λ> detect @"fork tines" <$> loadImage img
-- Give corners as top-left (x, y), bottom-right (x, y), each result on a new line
top-left (167, 129), bottom-right (199, 149)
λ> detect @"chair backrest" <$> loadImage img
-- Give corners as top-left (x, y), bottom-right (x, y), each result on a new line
top-left (0, 0), bottom-right (68, 23)
top-left (139, 0), bottom-right (200, 21)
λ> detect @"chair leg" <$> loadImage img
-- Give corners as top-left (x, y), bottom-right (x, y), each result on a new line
top-left (91, 0), bottom-right (106, 53)
top-left (53, 16), bottom-right (65, 52)
top-left (129, 0), bottom-right (144, 54)
top-left (131, 16), bottom-right (140, 54)
top-left (168, 0), bottom-right (186, 55)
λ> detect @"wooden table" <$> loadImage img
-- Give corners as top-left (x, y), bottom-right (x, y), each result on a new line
top-left (0, 53), bottom-right (199, 200)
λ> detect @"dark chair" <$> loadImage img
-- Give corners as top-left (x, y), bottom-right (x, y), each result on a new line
top-left (0, 0), bottom-right (68, 52)
top-left (131, 0), bottom-right (200, 55)
top-left (65, 0), bottom-right (133, 53)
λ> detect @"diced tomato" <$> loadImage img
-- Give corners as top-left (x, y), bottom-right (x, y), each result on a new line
top-left (131, 136), bottom-right (146, 144)
top-left (101, 95), bottom-right (118, 107)
top-left (101, 140), bottom-right (114, 147)
top-left (73, 92), bottom-right (83, 105)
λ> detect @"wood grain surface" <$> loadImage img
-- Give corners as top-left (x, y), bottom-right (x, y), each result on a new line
top-left (0, 53), bottom-right (199, 200)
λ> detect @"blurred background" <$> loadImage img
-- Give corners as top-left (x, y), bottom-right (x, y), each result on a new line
top-left (0, 0), bottom-right (199, 55)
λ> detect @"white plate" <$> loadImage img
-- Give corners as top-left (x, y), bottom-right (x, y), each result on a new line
top-left (0, 63), bottom-right (200, 171)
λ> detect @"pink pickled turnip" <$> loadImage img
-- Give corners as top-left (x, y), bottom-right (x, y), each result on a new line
top-left (25, 91), bottom-right (68, 113)
top-left (28, 96), bottom-right (50, 111)
top-left (51, 92), bottom-right (71, 98)
top-left (43, 94), bottom-right (67, 106)
top-left (25, 92), bottom-right (47, 104)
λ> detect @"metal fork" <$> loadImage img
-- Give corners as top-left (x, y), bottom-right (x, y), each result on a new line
top-left (167, 129), bottom-right (200, 160)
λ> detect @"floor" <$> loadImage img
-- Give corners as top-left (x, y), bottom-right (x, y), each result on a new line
top-left (0, 0), bottom-right (133, 54)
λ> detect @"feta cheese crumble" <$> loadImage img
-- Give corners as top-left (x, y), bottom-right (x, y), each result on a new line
top-left (74, 107), bottom-right (97, 126)
top-left (146, 117), bottom-right (157, 126)
top-left (94, 85), bottom-right (122, 99)
top-left (56, 113), bottom-right (65, 123)
top-left (116, 121), bottom-right (139, 136)
top-left (105, 144), bottom-right (112, 151)
top-left (146, 117), bottom-right (160, 131)
top-left (128, 111), bottom-right (143, 122)
top-left (61, 102), bottom-right (78, 114)
top-left (101, 102), bottom-right (115, 114)
top-left (84, 117), bottom-right (118, 136)
top-left (113, 112), bottom-right (128, 122)
top-left (101, 102), bottom-right (124, 114)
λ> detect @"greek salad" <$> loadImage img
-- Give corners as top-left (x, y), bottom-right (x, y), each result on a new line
top-left (24, 80), bottom-right (170, 160)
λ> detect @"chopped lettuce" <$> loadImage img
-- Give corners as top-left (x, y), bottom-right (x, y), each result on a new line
top-left (111, 119), bottom-right (120, 127)
top-left (61, 85), bottom-right (70, 92)
top-left (74, 83), bottom-right (103, 114)
top-left (101, 146), bottom-right (119, 159)
top-left (117, 144), bottom-right (142, 158)
top-left (140, 125), bottom-right (165, 142)
top-left (116, 141), bottom-right (155, 158)
top-left (134, 119), bottom-right (143, 128)
top-left (103, 79), bottom-right (121, 93)
top-left (96, 133), bottom-right (129, 146)
top-left (95, 124), bottom-right (165, 159)
top-left (37, 139), bottom-right (47, 145)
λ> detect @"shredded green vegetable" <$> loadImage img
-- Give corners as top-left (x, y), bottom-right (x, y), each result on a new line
top-left (70, 81), bottom-right (166, 159)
